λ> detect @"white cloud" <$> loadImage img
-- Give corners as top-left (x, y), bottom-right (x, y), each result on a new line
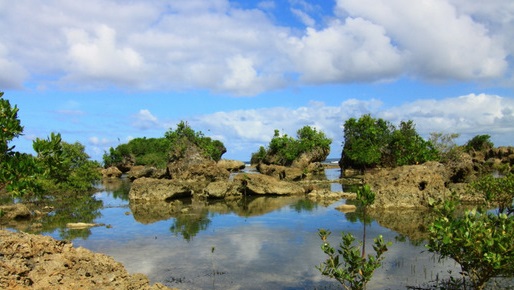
top-left (0, 0), bottom-right (511, 94)
top-left (64, 25), bottom-right (144, 85)
top-left (289, 17), bottom-right (404, 83)
top-left (188, 94), bottom-right (514, 160)
top-left (0, 44), bottom-right (28, 89)
top-left (132, 109), bottom-right (159, 130)
top-left (335, 0), bottom-right (509, 80)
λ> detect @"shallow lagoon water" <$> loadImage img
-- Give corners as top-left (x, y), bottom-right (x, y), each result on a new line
top-left (41, 169), bottom-right (466, 289)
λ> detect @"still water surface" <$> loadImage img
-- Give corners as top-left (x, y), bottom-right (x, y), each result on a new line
top-left (43, 169), bottom-right (462, 289)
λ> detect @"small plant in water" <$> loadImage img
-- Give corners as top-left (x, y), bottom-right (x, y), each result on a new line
top-left (316, 229), bottom-right (389, 290)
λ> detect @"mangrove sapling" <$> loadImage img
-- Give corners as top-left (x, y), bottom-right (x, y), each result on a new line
top-left (316, 229), bottom-right (389, 290)
top-left (427, 176), bottom-right (514, 290)
top-left (317, 185), bottom-right (390, 289)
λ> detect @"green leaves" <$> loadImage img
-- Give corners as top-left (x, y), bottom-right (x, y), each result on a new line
top-left (317, 229), bottom-right (389, 290)
top-left (342, 115), bottom-right (439, 169)
top-left (251, 125), bottom-right (332, 166)
top-left (427, 193), bottom-right (514, 289)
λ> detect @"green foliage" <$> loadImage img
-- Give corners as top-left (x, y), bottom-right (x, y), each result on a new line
top-left (427, 174), bottom-right (514, 289)
top-left (356, 184), bottom-right (375, 207)
top-left (317, 229), bottom-right (389, 290)
top-left (465, 134), bottom-right (494, 152)
top-left (389, 121), bottom-right (438, 166)
top-left (0, 92), bottom-right (101, 198)
top-left (250, 146), bottom-right (267, 164)
top-left (429, 132), bottom-right (462, 163)
top-left (472, 173), bottom-right (514, 215)
top-left (251, 126), bottom-right (332, 166)
top-left (33, 133), bottom-right (101, 193)
top-left (0, 92), bottom-right (23, 160)
top-left (342, 114), bottom-right (393, 169)
top-left (165, 121), bottom-right (226, 162)
top-left (342, 115), bottom-right (439, 169)
top-left (427, 209), bottom-right (514, 290)
top-left (103, 137), bottom-right (170, 168)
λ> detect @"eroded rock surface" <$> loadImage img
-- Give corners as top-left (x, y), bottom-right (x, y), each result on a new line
top-left (0, 230), bottom-right (173, 290)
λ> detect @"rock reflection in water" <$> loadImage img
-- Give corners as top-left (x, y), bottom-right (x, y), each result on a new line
top-left (130, 196), bottom-right (306, 241)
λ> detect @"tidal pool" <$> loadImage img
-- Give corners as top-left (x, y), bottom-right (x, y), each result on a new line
top-left (38, 169), bottom-right (466, 289)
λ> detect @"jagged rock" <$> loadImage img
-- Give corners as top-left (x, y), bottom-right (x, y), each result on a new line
top-left (233, 173), bottom-right (305, 196)
top-left (0, 203), bottom-right (32, 221)
top-left (217, 159), bottom-right (246, 172)
top-left (0, 230), bottom-right (173, 290)
top-left (363, 162), bottom-right (452, 209)
top-left (167, 144), bottom-right (229, 182)
top-left (291, 147), bottom-right (329, 170)
top-left (128, 178), bottom-right (193, 201)
top-left (101, 166), bottom-right (122, 178)
top-left (202, 181), bottom-right (241, 199)
top-left (127, 166), bottom-right (167, 180)
top-left (257, 163), bottom-right (305, 181)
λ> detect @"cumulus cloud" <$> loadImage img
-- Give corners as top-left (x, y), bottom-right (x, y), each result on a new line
top-left (335, 0), bottom-right (509, 80)
top-left (187, 94), bottom-right (514, 159)
top-left (0, 0), bottom-right (511, 94)
top-left (132, 109), bottom-right (159, 130)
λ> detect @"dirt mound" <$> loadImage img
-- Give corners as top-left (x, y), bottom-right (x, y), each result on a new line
top-left (0, 230), bottom-right (174, 290)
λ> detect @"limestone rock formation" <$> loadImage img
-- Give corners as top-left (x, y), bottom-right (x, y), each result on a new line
top-left (363, 161), bottom-right (473, 209)
top-left (217, 159), bottom-right (246, 172)
top-left (101, 166), bottom-right (122, 179)
top-left (233, 173), bottom-right (305, 196)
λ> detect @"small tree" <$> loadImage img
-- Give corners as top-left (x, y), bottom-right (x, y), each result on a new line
top-left (428, 132), bottom-right (461, 163)
top-left (317, 230), bottom-right (389, 290)
top-left (427, 174), bottom-right (514, 289)
top-left (465, 134), bottom-right (494, 152)
top-left (253, 126), bottom-right (332, 166)
top-left (317, 185), bottom-right (389, 289)
top-left (342, 114), bottom-right (393, 169)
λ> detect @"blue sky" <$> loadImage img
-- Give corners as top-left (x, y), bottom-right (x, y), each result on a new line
top-left (1, 0), bottom-right (513, 162)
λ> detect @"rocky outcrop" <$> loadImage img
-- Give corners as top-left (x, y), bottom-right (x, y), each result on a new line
top-left (129, 178), bottom-right (194, 201)
top-left (291, 147), bottom-right (330, 171)
top-left (129, 172), bottom-right (306, 201)
top-left (217, 159), bottom-right (246, 172)
top-left (167, 143), bottom-right (229, 182)
top-left (101, 166), bottom-right (123, 179)
top-left (0, 230), bottom-right (172, 290)
top-left (127, 166), bottom-right (167, 180)
top-left (0, 203), bottom-right (31, 221)
top-left (233, 173), bottom-right (305, 196)
top-left (257, 163), bottom-right (305, 181)
top-left (363, 161), bottom-right (474, 209)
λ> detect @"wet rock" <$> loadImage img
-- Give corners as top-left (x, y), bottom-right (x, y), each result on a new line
top-left (129, 178), bottom-right (193, 201)
top-left (233, 173), bottom-right (305, 196)
top-left (127, 166), bottom-right (167, 180)
top-left (101, 166), bottom-right (122, 179)
top-left (217, 159), bottom-right (246, 172)
top-left (0, 203), bottom-right (31, 221)
top-left (363, 162), bottom-right (452, 209)
top-left (203, 181), bottom-right (241, 199)
top-left (257, 163), bottom-right (305, 181)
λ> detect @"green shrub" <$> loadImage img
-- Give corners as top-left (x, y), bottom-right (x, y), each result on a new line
top-left (165, 121), bottom-right (226, 162)
top-left (252, 126), bottom-right (332, 166)
top-left (341, 115), bottom-right (439, 169)
top-left (317, 229), bottom-right (389, 290)
top-left (465, 134), bottom-right (494, 152)
top-left (427, 174), bottom-right (514, 289)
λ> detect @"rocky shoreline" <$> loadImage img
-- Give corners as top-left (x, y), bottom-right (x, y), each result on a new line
top-left (0, 229), bottom-right (174, 290)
